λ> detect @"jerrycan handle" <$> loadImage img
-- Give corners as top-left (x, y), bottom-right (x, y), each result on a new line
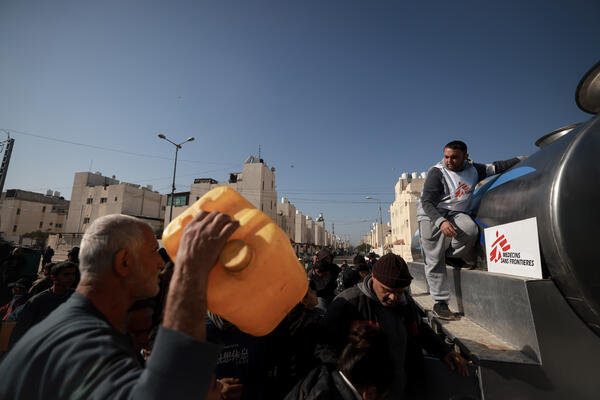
top-left (219, 239), bottom-right (253, 272)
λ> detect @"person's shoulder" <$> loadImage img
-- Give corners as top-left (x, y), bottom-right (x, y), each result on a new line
top-left (334, 285), bottom-right (363, 304)
top-left (424, 167), bottom-right (443, 181)
top-left (27, 289), bottom-right (52, 303)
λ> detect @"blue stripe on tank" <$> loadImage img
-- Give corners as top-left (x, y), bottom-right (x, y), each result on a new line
top-left (487, 166), bottom-right (536, 191)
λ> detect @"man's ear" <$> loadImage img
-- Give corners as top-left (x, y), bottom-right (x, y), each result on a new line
top-left (113, 248), bottom-right (133, 277)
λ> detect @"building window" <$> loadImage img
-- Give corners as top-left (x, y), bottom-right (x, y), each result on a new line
top-left (55, 223), bottom-right (62, 228)
top-left (16, 208), bottom-right (20, 215)
top-left (39, 221), bottom-right (43, 228)
top-left (100, 197), bottom-right (107, 203)
top-left (12, 225), bottom-right (17, 232)
top-left (86, 198), bottom-right (93, 204)
top-left (42, 206), bottom-right (46, 212)
top-left (114, 197), bottom-right (118, 201)
top-left (161, 206), bottom-right (166, 211)
top-left (49, 222), bottom-right (53, 226)
top-left (167, 194), bottom-right (189, 207)
top-left (83, 217), bottom-right (90, 224)
top-left (196, 196), bottom-right (200, 201)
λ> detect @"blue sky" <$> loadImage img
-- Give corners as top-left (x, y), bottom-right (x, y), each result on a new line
top-left (1, 0), bottom-right (598, 244)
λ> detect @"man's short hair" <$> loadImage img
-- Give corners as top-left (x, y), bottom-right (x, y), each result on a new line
top-left (50, 261), bottom-right (78, 277)
top-left (444, 140), bottom-right (468, 154)
top-left (79, 214), bottom-right (150, 278)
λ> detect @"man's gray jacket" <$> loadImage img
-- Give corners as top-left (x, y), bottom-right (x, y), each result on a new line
top-left (0, 293), bottom-right (221, 399)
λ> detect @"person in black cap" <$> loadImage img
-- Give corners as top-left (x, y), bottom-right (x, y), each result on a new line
top-left (0, 278), bottom-right (30, 321)
top-left (307, 249), bottom-right (340, 311)
top-left (320, 253), bottom-right (469, 399)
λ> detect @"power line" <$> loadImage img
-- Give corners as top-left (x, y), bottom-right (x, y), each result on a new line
top-left (4, 128), bottom-right (238, 165)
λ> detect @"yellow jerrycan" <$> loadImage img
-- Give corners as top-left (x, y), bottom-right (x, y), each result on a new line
top-left (162, 186), bottom-right (308, 336)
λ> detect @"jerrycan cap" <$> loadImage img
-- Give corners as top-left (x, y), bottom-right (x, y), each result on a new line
top-left (219, 239), bottom-right (253, 272)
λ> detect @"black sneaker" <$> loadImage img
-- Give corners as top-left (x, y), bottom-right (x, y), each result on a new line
top-left (432, 302), bottom-right (457, 320)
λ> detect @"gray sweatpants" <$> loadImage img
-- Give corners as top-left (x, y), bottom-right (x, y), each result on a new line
top-left (419, 213), bottom-right (479, 303)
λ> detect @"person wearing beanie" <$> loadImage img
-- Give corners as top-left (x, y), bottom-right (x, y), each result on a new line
top-left (320, 253), bottom-right (470, 398)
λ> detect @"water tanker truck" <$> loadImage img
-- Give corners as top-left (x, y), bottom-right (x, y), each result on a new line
top-left (408, 60), bottom-right (600, 400)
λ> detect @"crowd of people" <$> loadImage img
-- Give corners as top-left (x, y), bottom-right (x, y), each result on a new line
top-left (0, 211), bottom-right (471, 400)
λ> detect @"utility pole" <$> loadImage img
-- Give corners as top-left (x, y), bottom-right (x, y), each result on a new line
top-left (0, 130), bottom-right (15, 196)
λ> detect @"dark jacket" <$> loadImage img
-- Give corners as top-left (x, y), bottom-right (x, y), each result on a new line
top-left (321, 276), bottom-right (451, 396)
top-left (28, 276), bottom-right (53, 296)
top-left (274, 304), bottom-right (324, 395)
top-left (308, 262), bottom-right (340, 304)
top-left (206, 313), bottom-right (270, 400)
top-left (8, 288), bottom-right (74, 348)
top-left (0, 293), bottom-right (220, 399)
top-left (284, 365), bottom-right (361, 400)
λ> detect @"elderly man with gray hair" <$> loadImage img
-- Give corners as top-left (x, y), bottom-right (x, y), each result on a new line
top-left (0, 211), bottom-right (239, 399)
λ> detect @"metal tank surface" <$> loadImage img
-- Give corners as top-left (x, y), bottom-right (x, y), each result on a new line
top-left (412, 60), bottom-right (600, 335)
top-left (472, 116), bottom-right (600, 336)
top-left (406, 61), bottom-right (600, 399)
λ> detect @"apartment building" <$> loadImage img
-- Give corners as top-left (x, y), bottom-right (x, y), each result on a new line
top-left (294, 210), bottom-right (307, 244)
top-left (65, 172), bottom-right (166, 234)
top-left (164, 155), bottom-right (277, 226)
top-left (0, 189), bottom-right (69, 244)
top-left (389, 172), bottom-right (426, 260)
top-left (276, 197), bottom-right (296, 241)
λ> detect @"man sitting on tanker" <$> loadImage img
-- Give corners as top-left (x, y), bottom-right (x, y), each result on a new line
top-left (417, 140), bottom-right (525, 320)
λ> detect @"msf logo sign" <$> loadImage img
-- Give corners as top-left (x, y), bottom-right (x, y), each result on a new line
top-left (454, 182), bottom-right (471, 198)
top-left (489, 231), bottom-right (511, 263)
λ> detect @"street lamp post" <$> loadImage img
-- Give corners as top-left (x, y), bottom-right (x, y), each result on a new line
top-left (365, 196), bottom-right (383, 225)
top-left (158, 134), bottom-right (195, 223)
top-left (366, 196), bottom-right (384, 252)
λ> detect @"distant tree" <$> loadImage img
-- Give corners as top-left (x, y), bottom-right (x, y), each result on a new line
top-left (20, 230), bottom-right (50, 249)
top-left (355, 243), bottom-right (371, 254)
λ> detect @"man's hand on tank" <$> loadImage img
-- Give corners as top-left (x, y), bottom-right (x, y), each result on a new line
top-left (443, 351), bottom-right (470, 376)
top-left (177, 210), bottom-right (239, 275)
top-left (440, 221), bottom-right (457, 237)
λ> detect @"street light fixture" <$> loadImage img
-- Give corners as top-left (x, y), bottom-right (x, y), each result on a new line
top-left (366, 196), bottom-right (385, 252)
top-left (365, 196), bottom-right (383, 225)
top-left (157, 133), bottom-right (195, 223)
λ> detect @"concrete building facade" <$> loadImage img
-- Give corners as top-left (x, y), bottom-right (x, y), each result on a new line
top-left (294, 210), bottom-right (307, 244)
top-left (276, 197), bottom-right (296, 241)
top-left (305, 217), bottom-right (314, 245)
top-left (65, 172), bottom-right (166, 234)
top-left (164, 156), bottom-right (277, 226)
top-left (0, 189), bottom-right (69, 244)
top-left (315, 214), bottom-right (325, 246)
top-left (389, 172), bottom-right (426, 260)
